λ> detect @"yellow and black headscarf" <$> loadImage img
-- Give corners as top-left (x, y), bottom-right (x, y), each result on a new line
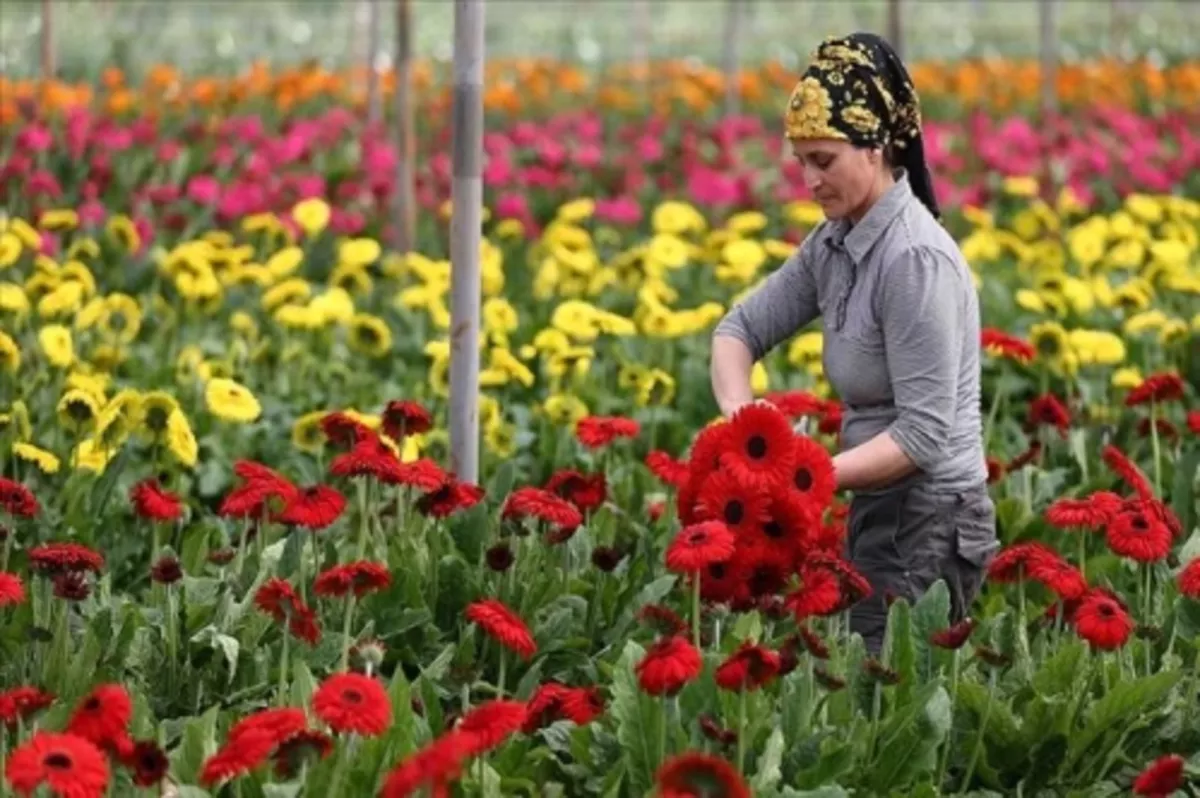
top-left (785, 32), bottom-right (940, 220)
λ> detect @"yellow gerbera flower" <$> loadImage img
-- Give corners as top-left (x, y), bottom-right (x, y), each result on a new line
top-left (38, 324), bottom-right (74, 368)
top-left (347, 314), bottom-right (393, 358)
top-left (205, 378), bottom-right (262, 423)
top-left (166, 408), bottom-right (198, 467)
top-left (0, 330), bottom-right (19, 373)
top-left (291, 198), bottom-right (330, 237)
top-left (13, 442), bottom-right (60, 474)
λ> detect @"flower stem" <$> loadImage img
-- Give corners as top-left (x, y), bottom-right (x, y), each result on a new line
top-left (691, 573), bottom-right (701, 651)
top-left (497, 649), bottom-right (507, 698)
top-left (736, 688), bottom-right (748, 774)
top-left (935, 648), bottom-right (961, 791)
top-left (961, 668), bottom-right (996, 791)
top-left (1150, 401), bottom-right (1163, 497)
top-left (339, 594), bottom-right (358, 672)
top-left (278, 628), bottom-right (291, 706)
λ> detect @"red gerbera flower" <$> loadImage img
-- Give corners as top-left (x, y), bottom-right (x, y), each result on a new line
top-left (694, 469), bottom-right (770, 537)
top-left (763, 389), bottom-right (827, 419)
top-left (384, 458), bottom-right (448, 491)
top-left (254, 578), bottom-right (321, 644)
top-left (818, 399), bottom-right (843, 436)
top-left (1177, 558), bottom-right (1200, 598)
top-left (1132, 754), bottom-right (1185, 797)
top-left (1073, 588), bottom-right (1134, 650)
top-left (502, 487), bottom-right (582, 533)
top-left (931, 618), bottom-right (976, 649)
top-left (0, 477), bottom-right (39, 517)
top-left (785, 562), bottom-right (843, 619)
top-left (454, 699), bottom-right (529, 754)
top-left (277, 484), bottom-right (346, 529)
top-left (0, 571), bottom-right (25, 607)
top-left (320, 412), bottom-right (376, 449)
top-left (1105, 505), bottom-right (1172, 563)
top-left (382, 399), bottom-right (434, 440)
top-left (465, 598), bottom-right (537, 660)
top-left (65, 684), bottom-right (132, 752)
top-left (1125, 372), bottom-right (1185, 407)
top-left (665, 521), bottom-right (736, 574)
top-left (272, 729), bottom-right (333, 779)
top-left (124, 739), bottom-right (169, 787)
top-left (655, 752), bottom-right (750, 798)
top-left (380, 730), bottom-right (474, 798)
top-left (645, 450), bottom-right (689, 488)
top-left (313, 561), bottom-right (392, 598)
top-left (0, 686), bottom-right (54, 727)
top-left (685, 422), bottom-right (732, 484)
top-left (698, 552), bottom-right (745, 604)
top-left (1005, 440), bottom-right (1043, 472)
top-left (1187, 410), bottom-right (1200, 435)
top-left (220, 460), bottom-right (299, 519)
top-left (1137, 418), bottom-right (1178, 441)
top-left (986, 457), bottom-right (1005, 483)
top-left (416, 477), bottom-right (485, 519)
top-left (788, 433), bottom-right (836, 509)
top-left (312, 672), bottom-right (392, 737)
top-left (1101, 445), bottom-right (1153, 500)
top-left (524, 683), bottom-right (593, 733)
top-left (1027, 393), bottom-right (1071, 437)
top-left (1027, 556), bottom-right (1089, 601)
top-left (1045, 493), bottom-right (1117, 531)
top-left (981, 328), bottom-right (1035, 363)
top-left (635, 635), bottom-right (702, 697)
top-left (330, 435), bottom-right (405, 482)
top-left (575, 415), bottom-right (640, 448)
top-left (713, 642), bottom-right (781, 692)
top-left (5, 731), bottom-right (110, 798)
top-left (200, 707), bottom-right (308, 785)
top-left (986, 541), bottom-right (1058, 583)
top-left (637, 604), bottom-right (687, 636)
top-left (719, 402), bottom-right (796, 489)
top-left (752, 492), bottom-right (819, 554)
top-left (737, 543), bottom-right (795, 600)
top-left (544, 469), bottom-right (606, 512)
top-left (129, 478), bottom-right (183, 522)
top-left (28, 542), bottom-right (104, 575)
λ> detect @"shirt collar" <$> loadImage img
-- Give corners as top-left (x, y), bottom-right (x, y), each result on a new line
top-left (828, 168), bottom-right (912, 265)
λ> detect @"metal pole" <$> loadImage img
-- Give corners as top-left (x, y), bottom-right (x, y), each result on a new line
top-left (367, 0), bottom-right (382, 124)
top-left (40, 0), bottom-right (54, 79)
top-left (393, 0), bottom-right (417, 253)
top-left (448, 0), bottom-right (484, 483)
top-left (722, 0), bottom-right (744, 117)
top-left (887, 0), bottom-right (904, 62)
top-left (1039, 0), bottom-right (1058, 117)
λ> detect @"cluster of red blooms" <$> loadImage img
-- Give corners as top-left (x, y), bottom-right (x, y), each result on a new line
top-left (2, 683), bottom-right (168, 796)
top-left (663, 400), bottom-right (865, 617)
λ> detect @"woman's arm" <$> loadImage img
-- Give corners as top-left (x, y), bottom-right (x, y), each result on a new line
top-left (833, 246), bottom-right (964, 492)
top-left (710, 238), bottom-right (822, 416)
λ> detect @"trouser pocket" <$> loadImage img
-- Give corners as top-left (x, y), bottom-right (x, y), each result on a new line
top-left (944, 489), bottom-right (1000, 620)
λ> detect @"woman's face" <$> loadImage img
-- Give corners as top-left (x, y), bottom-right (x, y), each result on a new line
top-left (790, 138), bottom-right (884, 222)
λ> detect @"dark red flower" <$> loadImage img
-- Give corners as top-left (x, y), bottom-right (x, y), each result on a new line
top-left (591, 545), bottom-right (625, 572)
top-left (575, 415), bottom-right (640, 448)
top-left (320, 411), bottom-right (376, 449)
top-left (1105, 505), bottom-right (1172, 563)
top-left (1027, 393), bottom-right (1072, 437)
top-left (714, 642), bottom-right (781, 692)
top-left (502, 487), bottom-right (582, 533)
top-left (272, 730), bottom-right (333, 779)
top-left (785, 562), bottom-right (843, 619)
top-left (312, 672), bottom-right (392, 737)
top-left (986, 457), bottom-right (1005, 483)
top-left (1177, 558), bottom-right (1200, 598)
top-left (124, 739), bottom-right (169, 787)
top-left (986, 541), bottom-right (1058, 583)
top-left (330, 435), bottom-right (406, 482)
top-left (0, 686), bottom-right (54, 727)
top-left (635, 635), bottom-right (702, 696)
top-left (665, 521), bottom-right (736, 573)
top-left (646, 450), bottom-right (690, 488)
top-left (219, 460), bottom-right (299, 519)
top-left (695, 469), bottom-right (769, 537)
top-left (636, 604), bottom-right (687, 636)
top-left (797, 625), bottom-right (830, 659)
top-left (719, 402), bottom-right (796, 489)
top-left (0, 571), bottom-right (25, 607)
top-left (737, 543), bottom-right (795, 600)
top-left (1132, 754), bottom-right (1185, 797)
top-left (54, 571), bottom-right (91, 602)
top-left (789, 433), bottom-right (836, 509)
top-left (313, 561), bottom-right (392, 598)
top-left (698, 552), bottom-right (745, 604)
top-left (150, 556), bottom-right (183, 585)
top-left (277, 484), bottom-right (346, 529)
top-left (384, 457), bottom-right (449, 491)
top-left (752, 491), bottom-right (819, 555)
top-left (382, 399), bottom-right (434, 440)
top-left (981, 328), bottom-right (1036, 362)
top-left (0, 477), bottom-right (39, 517)
top-left (65, 684), bottom-right (132, 751)
top-left (523, 683), bottom-right (604, 733)
top-left (930, 618), bottom-right (976, 649)
top-left (1073, 588), bottom-right (1134, 650)
top-left (1125, 372), bottom-right (1185, 407)
top-left (544, 469), bottom-right (606, 512)
top-left (1137, 418), bottom-right (1178, 441)
top-left (28, 542), bottom-right (105, 575)
top-left (5, 731), bottom-right (110, 798)
top-left (1101, 445), bottom-right (1153, 500)
top-left (486, 543), bottom-right (514, 572)
top-left (416, 477), bottom-right (485, 518)
top-left (465, 598), bottom-right (536, 660)
top-left (254, 578), bottom-right (321, 644)
top-left (129, 479), bottom-right (183, 522)
top-left (655, 752), bottom-right (750, 798)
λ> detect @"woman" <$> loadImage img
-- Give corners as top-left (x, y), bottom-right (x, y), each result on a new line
top-left (710, 32), bottom-right (998, 654)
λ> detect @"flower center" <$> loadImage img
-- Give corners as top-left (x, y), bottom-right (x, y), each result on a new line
top-left (344, 689), bottom-right (363, 704)
top-left (709, 563), bottom-right (726, 579)
top-left (746, 435), bottom-right (767, 459)
top-left (794, 468), bottom-right (813, 491)
top-left (764, 521), bottom-right (783, 539)
top-left (723, 500), bottom-right (744, 525)
top-left (44, 753), bottom-right (72, 770)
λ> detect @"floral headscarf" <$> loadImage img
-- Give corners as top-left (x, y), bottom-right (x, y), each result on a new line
top-left (785, 32), bottom-right (940, 220)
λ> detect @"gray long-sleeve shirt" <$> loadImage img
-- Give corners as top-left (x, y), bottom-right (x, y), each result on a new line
top-left (713, 170), bottom-right (987, 493)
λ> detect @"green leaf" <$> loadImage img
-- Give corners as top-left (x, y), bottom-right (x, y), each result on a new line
top-left (173, 704), bottom-right (220, 785)
top-left (262, 785), bottom-right (303, 798)
top-left (190, 625), bottom-right (240, 685)
top-left (290, 659), bottom-right (317, 708)
top-left (1022, 733), bottom-right (1068, 794)
top-left (1171, 447), bottom-right (1198, 541)
top-left (751, 727), bottom-right (785, 792)
top-left (1032, 638), bottom-right (1086, 697)
top-left (610, 640), bottom-right (658, 795)
top-left (911, 580), bottom-right (951, 682)
top-left (780, 786), bottom-right (851, 798)
top-left (1067, 669), bottom-right (1181, 767)
top-left (869, 683), bottom-right (952, 793)
top-left (883, 598), bottom-right (917, 708)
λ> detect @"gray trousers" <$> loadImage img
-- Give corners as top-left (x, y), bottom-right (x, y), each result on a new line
top-left (846, 481), bottom-right (1000, 654)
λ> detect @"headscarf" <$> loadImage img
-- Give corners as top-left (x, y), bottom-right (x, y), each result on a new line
top-left (784, 32), bottom-right (940, 220)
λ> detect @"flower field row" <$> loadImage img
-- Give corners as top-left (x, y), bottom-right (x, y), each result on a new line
top-left (1, 60), bottom-right (1199, 796)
